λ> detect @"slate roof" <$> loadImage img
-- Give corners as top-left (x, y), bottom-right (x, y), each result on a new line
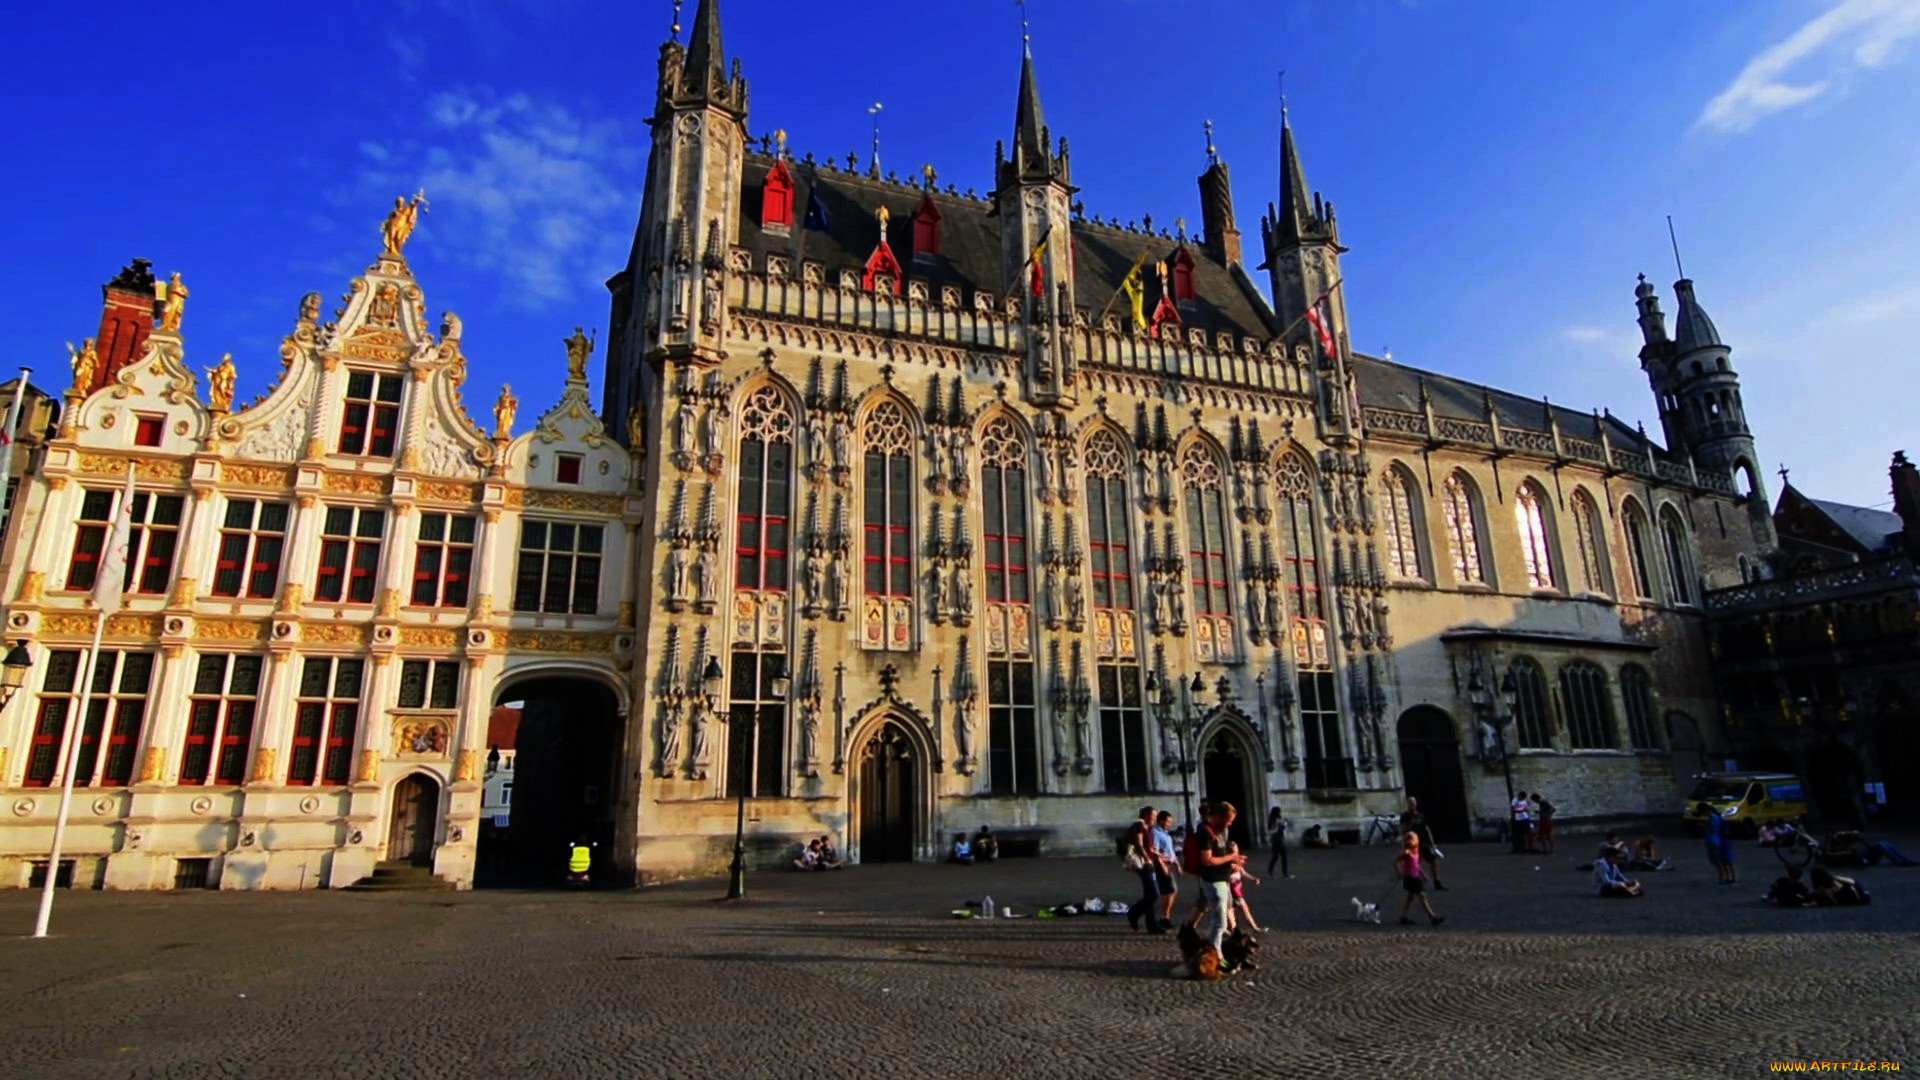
top-left (1350, 351), bottom-right (1667, 455)
top-left (1806, 497), bottom-right (1904, 555)
top-left (733, 155), bottom-right (1276, 342)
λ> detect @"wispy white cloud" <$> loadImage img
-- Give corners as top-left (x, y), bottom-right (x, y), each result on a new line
top-left (1697, 0), bottom-right (1920, 133)
top-left (352, 88), bottom-right (641, 309)
top-left (1560, 325), bottom-right (1610, 344)
top-left (1831, 279), bottom-right (1920, 326)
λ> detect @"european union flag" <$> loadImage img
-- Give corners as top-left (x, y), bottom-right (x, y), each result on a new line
top-left (803, 187), bottom-right (829, 231)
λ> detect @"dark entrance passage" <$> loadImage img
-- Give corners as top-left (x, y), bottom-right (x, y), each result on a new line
top-left (1875, 694), bottom-right (1915, 814)
top-left (1201, 728), bottom-right (1255, 850)
top-left (475, 677), bottom-right (624, 887)
top-left (1397, 707), bottom-right (1470, 844)
top-left (387, 773), bottom-right (439, 865)
top-left (1808, 742), bottom-right (1865, 826)
top-left (858, 723), bottom-right (917, 863)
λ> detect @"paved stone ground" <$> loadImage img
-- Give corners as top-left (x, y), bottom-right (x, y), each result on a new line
top-left (3, 832), bottom-right (1916, 1080)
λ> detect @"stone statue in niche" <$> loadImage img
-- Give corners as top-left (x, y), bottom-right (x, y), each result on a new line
top-left (1037, 442), bottom-right (1057, 502)
top-left (802, 548), bottom-right (825, 613)
top-left (1051, 710), bottom-right (1071, 774)
top-left (948, 427), bottom-right (969, 483)
top-left (1138, 458), bottom-right (1158, 503)
top-left (665, 542), bottom-right (691, 606)
top-left (673, 400), bottom-right (697, 460)
top-left (951, 565), bottom-right (973, 622)
top-left (1074, 709), bottom-right (1093, 767)
top-left (1265, 587), bottom-right (1284, 640)
top-left (1168, 579), bottom-right (1187, 628)
top-left (799, 703), bottom-right (819, 775)
top-left (1042, 563), bottom-right (1063, 626)
top-left (931, 563), bottom-right (952, 622)
top-left (826, 552), bottom-right (849, 613)
top-left (686, 701), bottom-right (709, 777)
top-left (829, 415), bottom-right (851, 472)
top-left (700, 270), bottom-right (722, 333)
top-left (658, 701), bottom-right (683, 777)
top-left (954, 708), bottom-right (973, 769)
top-left (806, 410), bottom-right (827, 471)
top-left (694, 546), bottom-right (717, 607)
top-left (1151, 577), bottom-right (1172, 630)
top-left (702, 400), bottom-right (726, 458)
top-left (1064, 572), bottom-right (1085, 627)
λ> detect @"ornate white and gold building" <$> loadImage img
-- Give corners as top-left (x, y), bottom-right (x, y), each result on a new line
top-left (0, 2), bottom-right (1777, 889)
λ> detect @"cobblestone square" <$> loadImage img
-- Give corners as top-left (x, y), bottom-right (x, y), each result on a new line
top-left (3, 835), bottom-right (1914, 1079)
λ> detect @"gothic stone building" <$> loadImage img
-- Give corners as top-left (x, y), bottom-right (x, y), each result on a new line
top-left (0, 1), bottom-right (1777, 889)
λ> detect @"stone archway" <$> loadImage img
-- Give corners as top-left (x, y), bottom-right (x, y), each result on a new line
top-left (1199, 722), bottom-right (1259, 850)
top-left (1396, 707), bottom-right (1471, 844)
top-left (386, 772), bottom-right (440, 866)
top-left (480, 672), bottom-right (626, 887)
top-left (855, 720), bottom-right (922, 863)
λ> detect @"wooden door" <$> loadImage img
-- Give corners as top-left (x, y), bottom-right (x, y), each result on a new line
top-left (387, 774), bottom-right (439, 865)
top-left (1396, 708), bottom-right (1470, 844)
top-left (859, 725), bottom-right (916, 863)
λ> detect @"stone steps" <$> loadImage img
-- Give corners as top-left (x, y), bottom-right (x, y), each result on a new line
top-left (343, 861), bottom-right (453, 892)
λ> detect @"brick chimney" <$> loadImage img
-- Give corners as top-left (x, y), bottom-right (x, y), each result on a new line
top-left (1891, 450), bottom-right (1920, 559)
top-left (92, 259), bottom-right (156, 394)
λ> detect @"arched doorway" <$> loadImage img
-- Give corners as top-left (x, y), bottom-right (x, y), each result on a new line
top-left (1200, 726), bottom-right (1256, 850)
top-left (477, 674), bottom-right (626, 887)
top-left (858, 722), bottom-right (918, 863)
top-left (1808, 743), bottom-right (1864, 826)
top-left (386, 773), bottom-right (439, 865)
top-left (1396, 707), bottom-right (1470, 844)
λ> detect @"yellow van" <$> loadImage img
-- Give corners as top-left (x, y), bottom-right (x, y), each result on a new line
top-left (1682, 773), bottom-right (1810, 834)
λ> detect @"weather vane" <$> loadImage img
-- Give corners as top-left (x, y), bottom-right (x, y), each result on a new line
top-left (868, 102), bottom-right (884, 176)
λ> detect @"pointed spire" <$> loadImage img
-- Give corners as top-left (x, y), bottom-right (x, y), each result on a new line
top-left (1013, 51), bottom-right (1049, 177)
top-left (684, 0), bottom-right (726, 94)
top-left (1273, 112), bottom-right (1319, 248)
top-left (1672, 277), bottom-right (1723, 353)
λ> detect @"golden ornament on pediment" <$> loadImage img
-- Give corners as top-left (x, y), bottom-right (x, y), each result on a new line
top-left (249, 747), bottom-right (278, 783)
top-left (155, 271), bottom-right (189, 333)
top-left (40, 612), bottom-right (161, 639)
top-left (276, 582), bottom-right (305, 615)
top-left (501, 630), bottom-right (617, 654)
top-left (564, 326), bottom-right (595, 383)
top-left (220, 463), bottom-right (295, 489)
top-left (523, 489), bottom-right (623, 515)
top-left (323, 471), bottom-right (388, 496)
top-left (302, 623), bottom-right (370, 647)
top-left (194, 618), bottom-right (269, 644)
top-left (207, 354), bottom-right (237, 411)
top-left (77, 453), bottom-right (189, 483)
top-left (473, 594), bottom-right (494, 622)
top-left (67, 338), bottom-right (98, 393)
top-left (381, 191), bottom-right (427, 257)
top-left (395, 719), bottom-right (450, 757)
top-left (305, 436), bottom-right (327, 460)
top-left (503, 489), bottom-right (527, 509)
top-left (138, 746), bottom-right (165, 783)
top-left (454, 749), bottom-right (478, 782)
top-left (357, 749), bottom-right (381, 783)
top-left (169, 577), bottom-right (198, 608)
top-left (417, 480), bottom-right (479, 504)
top-left (493, 384), bottom-right (518, 440)
top-left (398, 627), bottom-right (459, 649)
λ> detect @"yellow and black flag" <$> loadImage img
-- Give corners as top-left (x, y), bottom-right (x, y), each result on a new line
top-left (1116, 250), bottom-right (1150, 330)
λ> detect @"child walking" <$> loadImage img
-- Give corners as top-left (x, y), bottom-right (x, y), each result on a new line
top-left (1396, 833), bottom-right (1445, 927)
top-left (1227, 843), bottom-right (1264, 932)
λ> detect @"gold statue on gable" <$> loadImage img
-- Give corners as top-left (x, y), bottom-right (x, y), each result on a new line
top-left (66, 337), bottom-right (98, 394)
top-left (493, 383), bottom-right (518, 439)
top-left (381, 190), bottom-right (429, 257)
top-left (156, 272), bottom-right (189, 333)
top-left (564, 326), bottom-right (595, 383)
top-left (207, 353), bottom-right (237, 411)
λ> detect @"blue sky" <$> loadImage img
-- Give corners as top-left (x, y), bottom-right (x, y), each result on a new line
top-left (3, 0), bottom-right (1915, 508)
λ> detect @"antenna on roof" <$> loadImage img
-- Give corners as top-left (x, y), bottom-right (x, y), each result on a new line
top-left (1667, 214), bottom-right (1686, 281)
top-left (868, 102), bottom-right (884, 178)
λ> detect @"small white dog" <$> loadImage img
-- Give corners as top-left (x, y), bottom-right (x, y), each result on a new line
top-left (1351, 896), bottom-right (1383, 924)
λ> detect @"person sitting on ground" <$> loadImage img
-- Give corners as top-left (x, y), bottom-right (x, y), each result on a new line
top-left (1848, 835), bottom-right (1916, 868)
top-left (1757, 823), bottom-right (1790, 847)
top-left (1303, 824), bottom-right (1336, 849)
top-left (1767, 866), bottom-right (1814, 907)
top-left (1809, 866), bottom-right (1870, 906)
top-left (974, 826), bottom-right (999, 863)
top-left (1629, 835), bottom-right (1671, 871)
top-left (793, 839), bottom-right (820, 871)
top-left (947, 832), bottom-right (974, 865)
top-left (1593, 848), bottom-right (1643, 898)
top-left (816, 836), bottom-right (844, 870)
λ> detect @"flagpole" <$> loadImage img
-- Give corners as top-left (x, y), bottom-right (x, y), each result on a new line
top-left (0, 367), bottom-right (32, 633)
top-left (32, 610), bottom-right (106, 938)
top-left (1275, 277), bottom-right (1346, 343)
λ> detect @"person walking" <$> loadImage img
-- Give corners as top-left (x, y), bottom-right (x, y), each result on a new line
top-left (1193, 802), bottom-right (1245, 955)
top-left (1265, 806), bottom-right (1292, 878)
top-left (1400, 797), bottom-right (1447, 890)
top-left (1125, 806), bottom-right (1163, 932)
top-left (1510, 790), bottom-right (1534, 854)
top-left (1150, 810), bottom-right (1180, 934)
top-left (1534, 792), bottom-right (1557, 854)
top-left (1395, 832), bottom-right (1445, 926)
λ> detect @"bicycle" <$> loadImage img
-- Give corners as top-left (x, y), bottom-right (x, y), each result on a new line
top-left (1364, 811), bottom-right (1403, 846)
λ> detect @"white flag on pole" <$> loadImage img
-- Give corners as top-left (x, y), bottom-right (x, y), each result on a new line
top-left (92, 463), bottom-right (136, 615)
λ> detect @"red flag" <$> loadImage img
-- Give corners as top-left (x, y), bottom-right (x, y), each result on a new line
top-left (1305, 296), bottom-right (1336, 358)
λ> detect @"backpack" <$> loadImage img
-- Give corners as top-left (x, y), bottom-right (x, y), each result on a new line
top-left (1183, 829), bottom-right (1207, 874)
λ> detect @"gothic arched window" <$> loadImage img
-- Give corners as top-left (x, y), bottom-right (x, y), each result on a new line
top-left (1620, 663), bottom-right (1659, 750)
top-left (1086, 429), bottom-right (1147, 792)
top-left (1277, 452), bottom-right (1346, 789)
top-left (980, 417), bottom-right (1030, 609)
top-left (1181, 443), bottom-right (1234, 661)
top-left (1510, 656), bottom-right (1554, 750)
top-left (1660, 506), bottom-right (1696, 607)
top-left (1569, 487), bottom-right (1611, 595)
top-left (734, 386), bottom-right (795, 595)
top-left (1621, 498), bottom-right (1655, 599)
top-left (1380, 465), bottom-right (1424, 580)
top-left (1515, 482), bottom-right (1558, 590)
top-left (1560, 661), bottom-right (1615, 750)
top-left (1441, 472), bottom-right (1488, 585)
top-left (978, 414), bottom-right (1039, 794)
top-left (861, 399), bottom-right (915, 651)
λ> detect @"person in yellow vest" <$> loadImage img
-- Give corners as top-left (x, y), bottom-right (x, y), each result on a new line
top-left (566, 836), bottom-right (595, 887)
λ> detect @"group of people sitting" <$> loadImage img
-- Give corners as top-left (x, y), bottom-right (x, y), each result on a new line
top-left (1591, 833), bottom-right (1673, 897)
top-left (1767, 865), bottom-right (1871, 907)
top-left (947, 827), bottom-right (999, 864)
top-left (791, 836), bottom-right (845, 871)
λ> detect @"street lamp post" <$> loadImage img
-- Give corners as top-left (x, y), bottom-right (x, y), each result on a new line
top-left (1495, 672), bottom-right (1520, 852)
top-left (1147, 671), bottom-right (1205, 836)
top-left (0, 641), bottom-right (32, 711)
top-left (723, 654), bottom-right (786, 901)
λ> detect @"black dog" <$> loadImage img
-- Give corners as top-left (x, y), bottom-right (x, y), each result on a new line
top-left (1172, 923), bottom-right (1260, 980)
